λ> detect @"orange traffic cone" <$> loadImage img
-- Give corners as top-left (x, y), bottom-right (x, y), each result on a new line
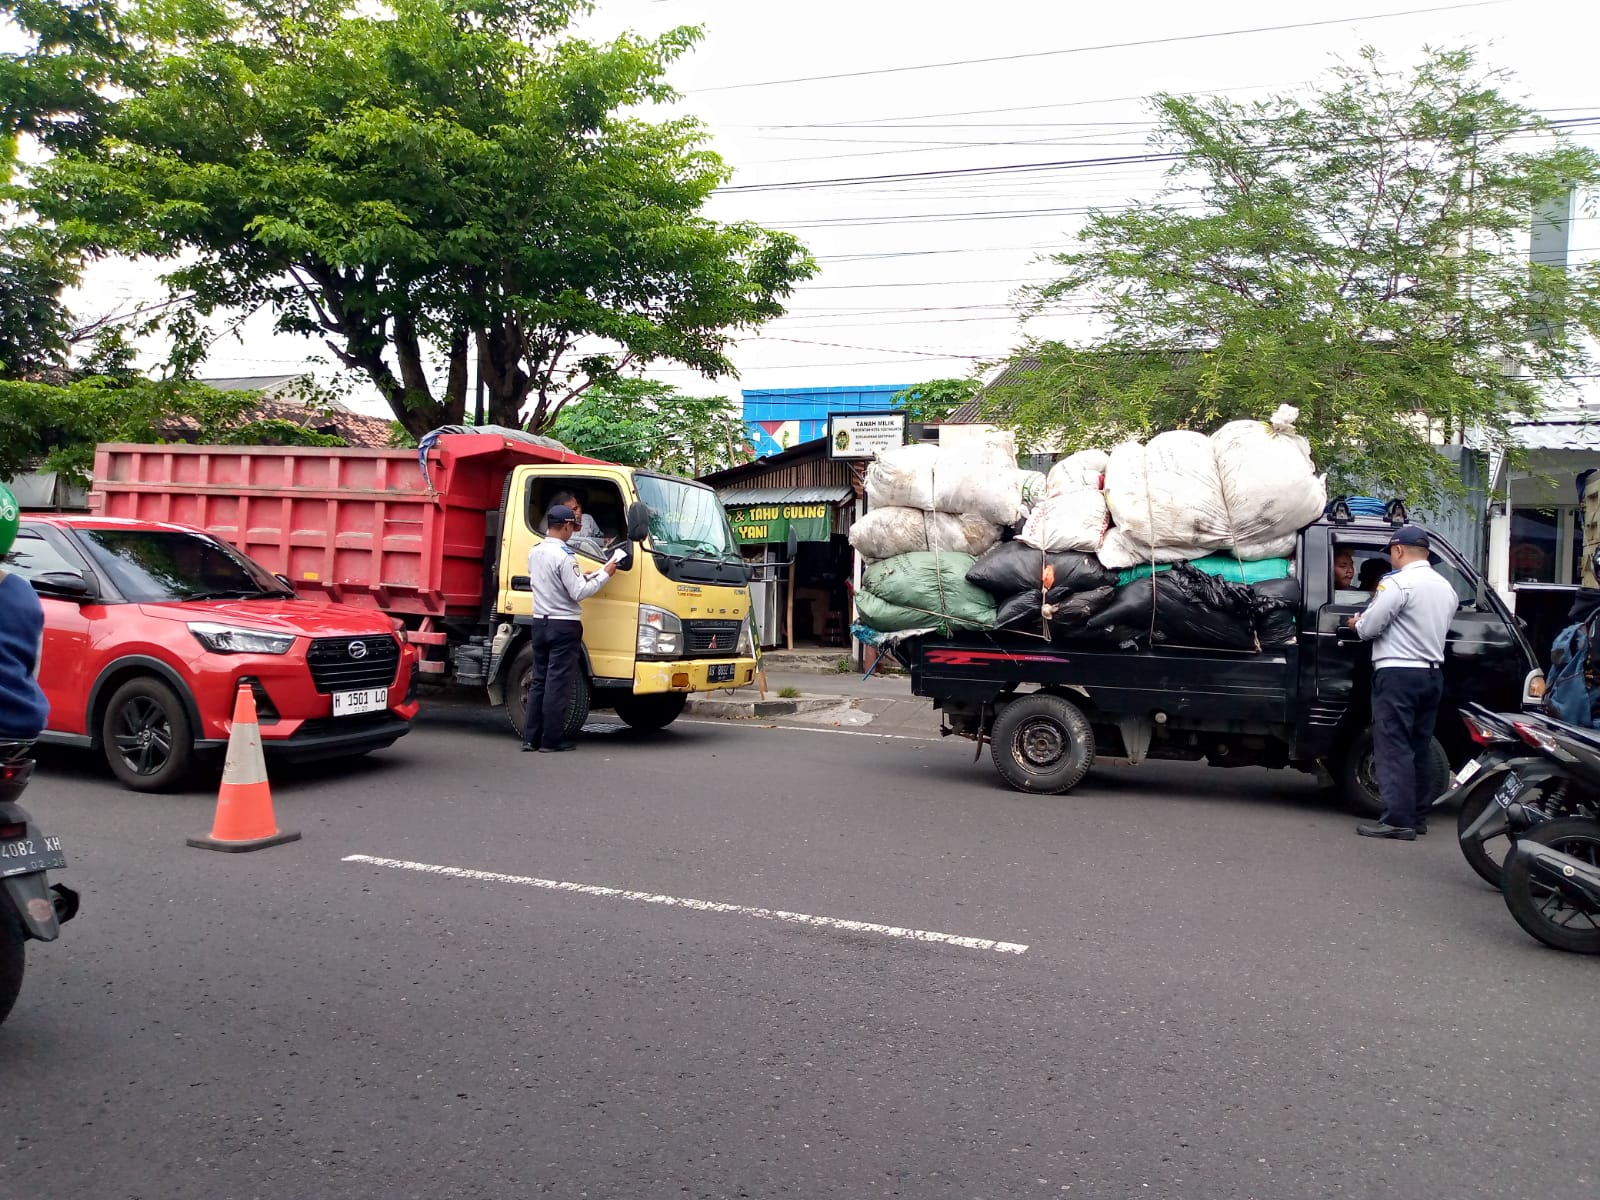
top-left (187, 683), bottom-right (302, 853)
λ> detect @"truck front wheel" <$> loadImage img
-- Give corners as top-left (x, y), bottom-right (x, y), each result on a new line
top-left (1335, 727), bottom-right (1450, 819)
top-left (613, 693), bottom-right (687, 732)
top-left (990, 693), bottom-right (1095, 795)
top-left (506, 645), bottom-right (591, 743)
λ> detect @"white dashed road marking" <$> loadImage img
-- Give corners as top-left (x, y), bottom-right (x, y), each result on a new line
top-left (343, 854), bottom-right (1028, 955)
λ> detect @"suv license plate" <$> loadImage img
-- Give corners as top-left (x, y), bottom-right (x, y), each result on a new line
top-left (707, 664), bottom-right (736, 683)
top-left (333, 688), bottom-right (388, 717)
top-left (0, 834), bottom-right (66, 879)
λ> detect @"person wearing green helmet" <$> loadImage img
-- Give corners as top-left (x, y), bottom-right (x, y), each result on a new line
top-left (0, 482), bottom-right (50, 743)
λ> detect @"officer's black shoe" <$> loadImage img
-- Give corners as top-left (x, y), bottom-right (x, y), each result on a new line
top-left (539, 742), bottom-right (577, 753)
top-left (1357, 822), bottom-right (1417, 841)
top-left (1416, 821), bottom-right (1428, 836)
top-left (520, 742), bottom-right (538, 752)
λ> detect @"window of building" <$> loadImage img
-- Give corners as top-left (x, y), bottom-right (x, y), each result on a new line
top-left (1509, 505), bottom-right (1583, 585)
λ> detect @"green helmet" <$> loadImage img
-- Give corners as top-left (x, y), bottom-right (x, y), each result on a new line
top-left (0, 482), bottom-right (18, 561)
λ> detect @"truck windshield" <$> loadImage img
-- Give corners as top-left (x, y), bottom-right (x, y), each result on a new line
top-left (633, 475), bottom-right (741, 561)
top-left (79, 529), bottom-right (292, 603)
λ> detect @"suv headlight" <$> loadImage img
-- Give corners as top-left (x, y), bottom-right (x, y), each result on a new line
top-left (188, 622), bottom-right (296, 655)
top-left (637, 606), bottom-right (684, 658)
top-left (736, 619), bottom-right (753, 658)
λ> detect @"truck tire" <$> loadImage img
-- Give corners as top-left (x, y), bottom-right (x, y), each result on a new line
top-left (101, 676), bottom-right (196, 792)
top-left (0, 928), bottom-right (22, 1026)
top-left (506, 645), bottom-right (592, 743)
top-left (990, 693), bottom-right (1095, 795)
top-left (613, 693), bottom-right (687, 732)
top-left (1335, 727), bottom-right (1450, 819)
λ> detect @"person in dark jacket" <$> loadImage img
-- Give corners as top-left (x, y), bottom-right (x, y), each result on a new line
top-left (0, 484), bottom-right (50, 743)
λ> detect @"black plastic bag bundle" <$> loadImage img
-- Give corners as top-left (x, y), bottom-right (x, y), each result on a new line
top-left (993, 584), bottom-right (1116, 635)
top-left (1091, 564), bottom-right (1258, 650)
top-left (967, 541), bottom-right (1115, 597)
top-left (1250, 578), bottom-right (1302, 644)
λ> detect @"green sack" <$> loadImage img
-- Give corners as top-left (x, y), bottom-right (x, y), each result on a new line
top-left (859, 551), bottom-right (997, 632)
top-left (1117, 555), bottom-right (1290, 587)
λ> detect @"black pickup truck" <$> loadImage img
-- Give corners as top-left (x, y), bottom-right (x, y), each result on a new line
top-left (906, 510), bottom-right (1545, 814)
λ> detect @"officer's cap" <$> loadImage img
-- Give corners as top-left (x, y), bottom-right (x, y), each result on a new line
top-left (1387, 524), bottom-right (1431, 549)
top-left (546, 504), bottom-right (578, 525)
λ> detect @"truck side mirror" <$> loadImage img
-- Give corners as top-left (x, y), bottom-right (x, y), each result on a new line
top-left (32, 570), bottom-right (93, 601)
top-left (625, 501), bottom-right (651, 544)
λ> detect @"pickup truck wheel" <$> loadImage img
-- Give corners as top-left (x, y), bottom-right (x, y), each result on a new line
top-left (101, 677), bottom-right (195, 792)
top-left (507, 646), bottom-right (592, 743)
top-left (0, 928), bottom-right (22, 1026)
top-left (991, 693), bottom-right (1095, 795)
top-left (613, 693), bottom-right (687, 732)
top-left (1336, 727), bottom-right (1450, 819)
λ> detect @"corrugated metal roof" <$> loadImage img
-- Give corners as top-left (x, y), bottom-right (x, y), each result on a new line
top-left (717, 485), bottom-right (854, 506)
top-left (1507, 411), bottom-right (1600, 452)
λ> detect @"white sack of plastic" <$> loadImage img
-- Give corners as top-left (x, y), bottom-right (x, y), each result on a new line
top-left (865, 440), bottom-right (1026, 526)
top-left (1046, 449), bottom-right (1109, 497)
top-left (1019, 493), bottom-right (1110, 553)
top-left (1100, 431), bottom-right (1228, 567)
top-left (1210, 404), bottom-right (1328, 559)
top-left (850, 507), bottom-right (1002, 561)
top-left (865, 443), bottom-right (941, 511)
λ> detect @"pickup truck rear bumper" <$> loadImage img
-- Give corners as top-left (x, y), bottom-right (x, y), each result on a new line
top-left (634, 658), bottom-right (758, 695)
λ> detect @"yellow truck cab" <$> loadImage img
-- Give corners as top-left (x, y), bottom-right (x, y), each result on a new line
top-left (494, 463), bottom-right (757, 739)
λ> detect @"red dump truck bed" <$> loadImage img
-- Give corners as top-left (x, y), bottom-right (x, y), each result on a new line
top-left (89, 437), bottom-right (604, 617)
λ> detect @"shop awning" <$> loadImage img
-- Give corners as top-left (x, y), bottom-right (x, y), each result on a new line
top-left (716, 485), bottom-right (855, 506)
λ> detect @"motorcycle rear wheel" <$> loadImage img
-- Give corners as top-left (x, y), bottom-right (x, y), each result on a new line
top-left (0, 928), bottom-right (23, 1025)
top-left (1502, 817), bottom-right (1600, 955)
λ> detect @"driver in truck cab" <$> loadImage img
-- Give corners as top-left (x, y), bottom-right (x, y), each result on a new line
top-left (0, 484), bottom-right (50, 744)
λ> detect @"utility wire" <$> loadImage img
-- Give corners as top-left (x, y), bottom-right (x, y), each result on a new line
top-left (690, 3), bottom-right (1505, 92)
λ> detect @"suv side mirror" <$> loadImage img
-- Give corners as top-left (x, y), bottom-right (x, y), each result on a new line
top-left (32, 570), bottom-right (93, 601)
top-left (625, 501), bottom-right (651, 545)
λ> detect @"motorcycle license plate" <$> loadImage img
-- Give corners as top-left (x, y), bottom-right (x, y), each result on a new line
top-left (1453, 759), bottom-right (1483, 787)
top-left (707, 664), bottom-right (736, 684)
top-left (1493, 771), bottom-right (1523, 809)
top-left (0, 833), bottom-right (66, 879)
top-left (332, 688), bottom-right (388, 717)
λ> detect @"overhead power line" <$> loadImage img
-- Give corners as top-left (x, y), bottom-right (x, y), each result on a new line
top-left (690, 3), bottom-right (1505, 93)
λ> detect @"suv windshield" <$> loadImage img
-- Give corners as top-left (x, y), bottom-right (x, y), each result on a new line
top-left (633, 475), bottom-right (741, 561)
top-left (79, 529), bottom-right (291, 603)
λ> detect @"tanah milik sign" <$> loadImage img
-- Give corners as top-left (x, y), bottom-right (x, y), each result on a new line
top-left (727, 502), bottom-right (833, 545)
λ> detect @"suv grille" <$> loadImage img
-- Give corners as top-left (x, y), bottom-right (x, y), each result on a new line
top-left (684, 620), bottom-right (743, 659)
top-left (306, 635), bottom-right (400, 693)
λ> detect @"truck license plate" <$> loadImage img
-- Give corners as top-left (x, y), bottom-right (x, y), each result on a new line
top-left (707, 663), bottom-right (736, 683)
top-left (0, 833), bottom-right (66, 879)
top-left (332, 688), bottom-right (388, 717)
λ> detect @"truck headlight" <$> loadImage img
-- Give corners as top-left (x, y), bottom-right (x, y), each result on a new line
top-left (736, 619), bottom-right (753, 657)
top-left (187, 622), bottom-right (296, 655)
top-left (637, 606), bottom-right (683, 658)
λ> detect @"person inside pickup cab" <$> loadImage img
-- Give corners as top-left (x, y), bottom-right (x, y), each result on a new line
top-left (1357, 557), bottom-right (1389, 594)
top-left (1334, 546), bottom-right (1355, 590)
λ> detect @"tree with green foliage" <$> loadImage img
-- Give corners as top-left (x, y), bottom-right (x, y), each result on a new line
top-left (891, 378), bottom-right (979, 424)
top-left (546, 378), bottom-right (750, 477)
top-left (13, 0), bottom-right (814, 440)
top-left (989, 48), bottom-right (1600, 504)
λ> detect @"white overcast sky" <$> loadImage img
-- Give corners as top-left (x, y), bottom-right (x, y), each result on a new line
top-left (42, 0), bottom-right (1600, 411)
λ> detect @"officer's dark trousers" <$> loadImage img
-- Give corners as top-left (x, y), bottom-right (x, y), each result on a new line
top-left (525, 618), bottom-right (583, 749)
top-left (1371, 665), bottom-right (1444, 829)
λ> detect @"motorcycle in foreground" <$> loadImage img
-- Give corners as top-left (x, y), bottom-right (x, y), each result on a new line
top-left (0, 744), bottom-right (78, 1025)
top-left (1444, 706), bottom-right (1577, 888)
top-left (1488, 718), bottom-right (1600, 954)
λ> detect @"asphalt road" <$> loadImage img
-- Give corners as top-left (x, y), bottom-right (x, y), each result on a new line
top-left (2, 700), bottom-right (1596, 1200)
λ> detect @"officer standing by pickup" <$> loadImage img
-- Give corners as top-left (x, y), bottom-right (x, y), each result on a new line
top-left (521, 504), bottom-right (621, 753)
top-left (1346, 525), bottom-right (1458, 840)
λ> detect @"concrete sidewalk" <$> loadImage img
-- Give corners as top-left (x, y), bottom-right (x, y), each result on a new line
top-left (685, 668), bottom-right (941, 737)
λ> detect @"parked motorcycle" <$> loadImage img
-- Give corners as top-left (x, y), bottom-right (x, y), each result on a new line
top-left (1444, 706), bottom-right (1576, 888)
top-left (0, 744), bottom-right (78, 1025)
top-left (1502, 812), bottom-right (1600, 954)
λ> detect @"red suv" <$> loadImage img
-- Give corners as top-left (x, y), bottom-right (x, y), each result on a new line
top-left (6, 516), bottom-right (419, 791)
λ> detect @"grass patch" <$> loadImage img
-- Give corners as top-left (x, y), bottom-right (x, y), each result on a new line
top-left (778, 686), bottom-right (802, 699)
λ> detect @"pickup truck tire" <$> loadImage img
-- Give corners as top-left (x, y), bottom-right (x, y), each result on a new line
top-left (0, 928), bottom-right (22, 1026)
top-left (101, 676), bottom-right (196, 792)
top-left (991, 693), bottom-right (1095, 795)
top-left (1336, 727), bottom-right (1450, 819)
top-left (506, 646), bottom-right (591, 744)
top-left (613, 693), bottom-right (687, 732)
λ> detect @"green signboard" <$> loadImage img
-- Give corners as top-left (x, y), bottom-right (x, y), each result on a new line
top-left (727, 502), bottom-right (833, 545)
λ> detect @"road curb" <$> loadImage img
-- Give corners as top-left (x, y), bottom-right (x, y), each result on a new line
top-left (685, 694), bottom-right (852, 720)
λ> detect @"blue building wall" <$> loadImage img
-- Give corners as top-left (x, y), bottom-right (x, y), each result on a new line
top-left (743, 384), bottom-right (909, 458)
